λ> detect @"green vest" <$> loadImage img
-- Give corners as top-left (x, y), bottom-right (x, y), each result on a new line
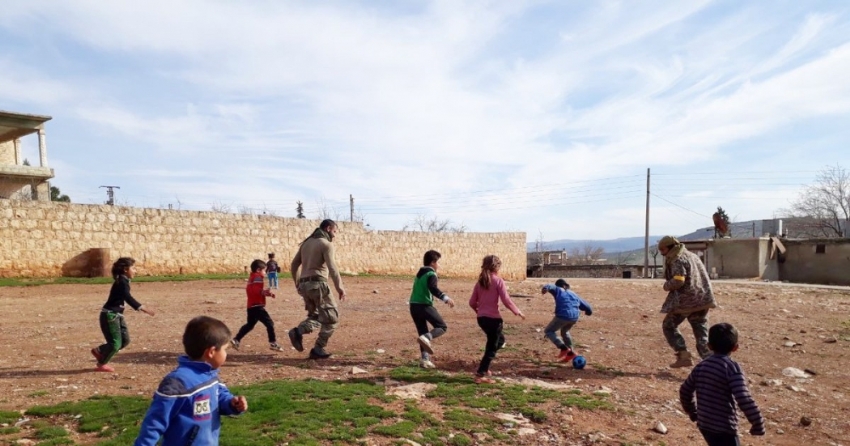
top-left (410, 269), bottom-right (437, 305)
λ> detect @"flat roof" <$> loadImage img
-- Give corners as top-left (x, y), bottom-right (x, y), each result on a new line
top-left (0, 110), bottom-right (52, 144)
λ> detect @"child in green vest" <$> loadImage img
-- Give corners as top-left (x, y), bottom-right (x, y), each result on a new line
top-left (410, 250), bottom-right (455, 368)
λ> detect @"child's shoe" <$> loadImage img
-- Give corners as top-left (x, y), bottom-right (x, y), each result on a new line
top-left (474, 374), bottom-right (495, 384)
top-left (670, 350), bottom-right (694, 368)
top-left (270, 342), bottom-right (285, 352)
top-left (417, 334), bottom-right (434, 354)
top-left (419, 359), bottom-right (436, 369)
top-left (230, 339), bottom-right (240, 351)
top-left (95, 364), bottom-right (115, 373)
top-left (559, 348), bottom-right (577, 362)
top-left (90, 348), bottom-right (103, 363)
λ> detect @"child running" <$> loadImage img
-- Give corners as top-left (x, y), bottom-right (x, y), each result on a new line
top-left (410, 250), bottom-right (455, 369)
top-left (679, 323), bottom-right (765, 445)
top-left (134, 316), bottom-right (247, 446)
top-left (231, 259), bottom-right (285, 352)
top-left (541, 279), bottom-right (592, 363)
top-left (468, 255), bottom-right (524, 384)
top-left (91, 257), bottom-right (155, 373)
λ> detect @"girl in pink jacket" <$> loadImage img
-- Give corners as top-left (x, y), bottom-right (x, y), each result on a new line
top-left (468, 255), bottom-right (525, 383)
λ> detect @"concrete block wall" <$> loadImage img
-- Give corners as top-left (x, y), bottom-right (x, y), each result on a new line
top-left (0, 200), bottom-right (526, 280)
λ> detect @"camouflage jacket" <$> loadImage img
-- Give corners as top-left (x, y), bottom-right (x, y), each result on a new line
top-left (661, 250), bottom-right (717, 314)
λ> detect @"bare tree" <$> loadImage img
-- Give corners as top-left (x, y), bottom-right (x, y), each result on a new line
top-left (402, 214), bottom-right (466, 233)
top-left (568, 243), bottom-right (605, 265)
top-left (210, 201), bottom-right (232, 213)
top-left (296, 201), bottom-right (306, 219)
top-left (236, 204), bottom-right (254, 215)
top-left (781, 164), bottom-right (850, 237)
top-left (649, 246), bottom-right (660, 278)
top-left (315, 197), bottom-right (345, 221)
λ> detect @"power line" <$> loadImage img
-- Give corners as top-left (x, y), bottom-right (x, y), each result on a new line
top-left (651, 193), bottom-right (713, 219)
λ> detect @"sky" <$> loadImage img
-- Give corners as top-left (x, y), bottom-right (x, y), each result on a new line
top-left (2, 0), bottom-right (849, 242)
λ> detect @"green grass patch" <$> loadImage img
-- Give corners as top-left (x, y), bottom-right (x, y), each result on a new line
top-left (0, 410), bottom-right (20, 424)
top-left (0, 272), bottom-right (288, 288)
top-left (17, 368), bottom-right (611, 445)
top-left (0, 427), bottom-right (20, 435)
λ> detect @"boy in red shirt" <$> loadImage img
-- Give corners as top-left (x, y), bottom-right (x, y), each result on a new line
top-left (231, 259), bottom-right (285, 351)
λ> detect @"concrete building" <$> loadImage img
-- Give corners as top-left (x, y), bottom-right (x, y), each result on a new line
top-left (0, 110), bottom-right (54, 201)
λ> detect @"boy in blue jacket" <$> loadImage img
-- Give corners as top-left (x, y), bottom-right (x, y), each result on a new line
top-left (541, 279), bottom-right (592, 362)
top-left (135, 316), bottom-right (247, 446)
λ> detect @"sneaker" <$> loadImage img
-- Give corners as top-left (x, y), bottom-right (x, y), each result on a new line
top-left (497, 340), bottom-right (507, 350)
top-left (670, 350), bottom-right (694, 368)
top-left (417, 334), bottom-right (434, 354)
top-left (419, 359), bottom-right (436, 369)
top-left (288, 328), bottom-right (304, 352)
top-left (270, 343), bottom-right (285, 352)
top-left (559, 348), bottom-right (577, 362)
top-left (95, 364), bottom-right (115, 373)
top-left (309, 347), bottom-right (332, 360)
top-left (90, 348), bottom-right (103, 363)
top-left (230, 339), bottom-right (240, 351)
top-left (474, 375), bottom-right (495, 384)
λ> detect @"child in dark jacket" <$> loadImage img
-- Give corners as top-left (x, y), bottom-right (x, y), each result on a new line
top-left (134, 316), bottom-right (247, 446)
top-left (409, 250), bottom-right (455, 369)
top-left (91, 257), bottom-right (155, 373)
top-left (680, 323), bottom-right (764, 446)
top-left (541, 279), bottom-right (592, 362)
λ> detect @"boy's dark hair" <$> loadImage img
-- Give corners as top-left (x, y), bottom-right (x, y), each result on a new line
top-left (250, 259), bottom-right (267, 272)
top-left (112, 257), bottom-right (136, 279)
top-left (708, 323), bottom-right (738, 355)
top-left (320, 219), bottom-right (337, 231)
top-left (423, 250), bottom-right (441, 266)
top-left (268, 252), bottom-right (275, 258)
top-left (183, 316), bottom-right (232, 359)
top-left (555, 278), bottom-right (570, 289)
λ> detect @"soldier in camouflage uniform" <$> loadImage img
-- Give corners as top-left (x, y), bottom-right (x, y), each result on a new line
top-left (288, 219), bottom-right (347, 359)
top-left (658, 236), bottom-right (717, 368)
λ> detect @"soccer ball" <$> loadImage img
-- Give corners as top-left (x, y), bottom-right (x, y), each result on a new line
top-left (572, 355), bottom-right (586, 370)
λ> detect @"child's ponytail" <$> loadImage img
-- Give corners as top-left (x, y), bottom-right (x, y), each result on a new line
top-left (112, 257), bottom-right (136, 280)
top-left (477, 255), bottom-right (502, 289)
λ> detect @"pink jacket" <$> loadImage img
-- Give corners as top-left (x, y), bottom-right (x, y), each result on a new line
top-left (469, 274), bottom-right (521, 319)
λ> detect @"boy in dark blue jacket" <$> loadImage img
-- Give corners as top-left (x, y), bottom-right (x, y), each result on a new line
top-left (541, 279), bottom-right (592, 362)
top-left (135, 316), bottom-right (247, 446)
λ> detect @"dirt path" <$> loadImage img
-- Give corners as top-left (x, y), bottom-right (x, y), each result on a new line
top-left (1, 277), bottom-right (849, 445)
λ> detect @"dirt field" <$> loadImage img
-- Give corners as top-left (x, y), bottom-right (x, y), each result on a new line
top-left (1, 277), bottom-right (849, 445)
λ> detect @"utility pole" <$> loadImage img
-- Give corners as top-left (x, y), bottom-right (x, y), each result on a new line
top-left (99, 185), bottom-right (120, 206)
top-left (350, 194), bottom-right (354, 222)
top-left (644, 168), bottom-right (650, 278)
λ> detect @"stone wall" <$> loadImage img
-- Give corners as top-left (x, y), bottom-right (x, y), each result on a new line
top-left (779, 238), bottom-right (850, 286)
top-left (0, 200), bottom-right (526, 280)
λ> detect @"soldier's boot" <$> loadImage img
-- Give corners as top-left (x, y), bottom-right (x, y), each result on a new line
top-left (669, 350), bottom-right (694, 368)
top-left (309, 347), bottom-right (332, 360)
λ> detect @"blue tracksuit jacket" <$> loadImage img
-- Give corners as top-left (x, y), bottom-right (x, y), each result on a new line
top-left (134, 356), bottom-right (242, 446)
top-left (542, 284), bottom-right (592, 321)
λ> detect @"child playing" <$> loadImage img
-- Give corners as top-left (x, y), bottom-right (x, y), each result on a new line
top-left (410, 250), bottom-right (455, 369)
top-left (134, 316), bottom-right (247, 446)
top-left (231, 259), bottom-right (285, 351)
top-left (91, 257), bottom-right (155, 373)
top-left (468, 255), bottom-right (524, 384)
top-left (679, 323), bottom-right (765, 445)
top-left (266, 253), bottom-right (280, 290)
top-left (541, 279), bottom-right (592, 362)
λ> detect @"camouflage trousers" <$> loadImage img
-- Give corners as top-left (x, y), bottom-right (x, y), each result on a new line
top-left (662, 309), bottom-right (710, 359)
top-left (297, 281), bottom-right (339, 349)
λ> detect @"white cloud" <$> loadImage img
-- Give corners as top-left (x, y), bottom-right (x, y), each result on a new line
top-left (1, 1), bottom-right (848, 239)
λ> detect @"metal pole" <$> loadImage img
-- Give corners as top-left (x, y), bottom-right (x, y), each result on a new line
top-left (350, 194), bottom-right (354, 222)
top-left (644, 168), bottom-right (650, 278)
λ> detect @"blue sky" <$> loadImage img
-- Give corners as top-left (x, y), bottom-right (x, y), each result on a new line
top-left (2, 1), bottom-right (849, 241)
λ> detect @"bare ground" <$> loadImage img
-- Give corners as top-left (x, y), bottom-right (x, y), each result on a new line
top-left (1, 277), bottom-right (849, 445)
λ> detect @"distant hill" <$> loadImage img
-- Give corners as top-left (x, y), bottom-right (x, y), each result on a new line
top-left (526, 236), bottom-right (663, 253)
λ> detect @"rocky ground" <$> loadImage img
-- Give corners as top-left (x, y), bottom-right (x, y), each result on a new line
top-left (1, 277), bottom-right (848, 445)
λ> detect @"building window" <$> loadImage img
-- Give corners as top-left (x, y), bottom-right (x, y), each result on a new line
top-left (815, 244), bottom-right (826, 254)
